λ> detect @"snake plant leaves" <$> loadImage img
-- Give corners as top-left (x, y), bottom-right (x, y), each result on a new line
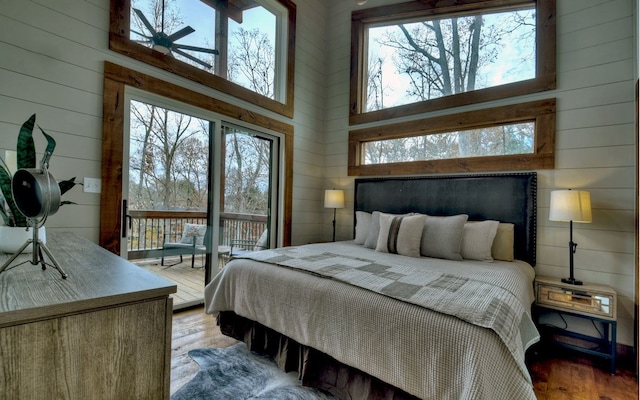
top-left (17, 114), bottom-right (37, 170)
top-left (59, 177), bottom-right (78, 196)
top-left (0, 114), bottom-right (78, 227)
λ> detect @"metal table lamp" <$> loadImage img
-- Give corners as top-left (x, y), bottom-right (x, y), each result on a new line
top-left (549, 189), bottom-right (592, 285)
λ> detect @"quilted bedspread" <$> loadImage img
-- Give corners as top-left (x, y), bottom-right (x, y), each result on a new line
top-left (205, 241), bottom-right (539, 400)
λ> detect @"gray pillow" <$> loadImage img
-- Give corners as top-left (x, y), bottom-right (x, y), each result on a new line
top-left (363, 211), bottom-right (383, 249)
top-left (420, 214), bottom-right (468, 260)
top-left (461, 220), bottom-right (499, 261)
top-left (354, 211), bottom-right (372, 244)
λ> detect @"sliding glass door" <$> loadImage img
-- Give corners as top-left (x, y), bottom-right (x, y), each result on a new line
top-left (119, 91), bottom-right (280, 309)
top-left (220, 123), bottom-right (278, 254)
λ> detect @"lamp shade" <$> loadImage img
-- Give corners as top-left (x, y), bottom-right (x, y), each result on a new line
top-left (549, 190), bottom-right (592, 223)
top-left (324, 189), bottom-right (345, 209)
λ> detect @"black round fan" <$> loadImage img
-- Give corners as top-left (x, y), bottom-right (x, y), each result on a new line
top-left (12, 168), bottom-right (61, 219)
top-left (132, 0), bottom-right (219, 69)
top-left (0, 162), bottom-right (68, 279)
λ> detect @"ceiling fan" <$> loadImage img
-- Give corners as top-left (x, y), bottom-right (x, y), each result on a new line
top-left (131, 1), bottom-right (218, 69)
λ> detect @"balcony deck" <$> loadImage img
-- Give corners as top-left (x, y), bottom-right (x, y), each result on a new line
top-left (128, 210), bottom-right (265, 310)
top-left (134, 255), bottom-right (225, 310)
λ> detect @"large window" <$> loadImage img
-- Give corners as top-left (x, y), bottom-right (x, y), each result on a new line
top-left (110, 0), bottom-right (296, 117)
top-left (348, 99), bottom-right (556, 176)
top-left (350, 0), bottom-right (556, 125)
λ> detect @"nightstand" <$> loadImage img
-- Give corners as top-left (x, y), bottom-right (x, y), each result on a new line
top-left (533, 275), bottom-right (617, 374)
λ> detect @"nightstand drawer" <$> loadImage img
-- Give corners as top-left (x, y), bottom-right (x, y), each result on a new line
top-left (534, 276), bottom-right (616, 320)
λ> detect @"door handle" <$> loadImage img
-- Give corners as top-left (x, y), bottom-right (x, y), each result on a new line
top-left (122, 199), bottom-right (132, 237)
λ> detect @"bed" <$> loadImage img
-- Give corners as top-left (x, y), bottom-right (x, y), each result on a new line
top-left (205, 173), bottom-right (539, 400)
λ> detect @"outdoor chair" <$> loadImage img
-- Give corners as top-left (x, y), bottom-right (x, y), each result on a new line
top-left (161, 223), bottom-right (207, 268)
top-left (228, 229), bottom-right (269, 261)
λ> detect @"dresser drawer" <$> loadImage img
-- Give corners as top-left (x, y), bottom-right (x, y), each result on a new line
top-left (535, 280), bottom-right (616, 320)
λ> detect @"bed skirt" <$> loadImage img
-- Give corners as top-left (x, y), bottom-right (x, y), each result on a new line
top-left (217, 311), bottom-right (419, 400)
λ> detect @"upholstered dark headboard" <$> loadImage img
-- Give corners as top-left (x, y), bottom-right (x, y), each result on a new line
top-left (354, 173), bottom-right (537, 266)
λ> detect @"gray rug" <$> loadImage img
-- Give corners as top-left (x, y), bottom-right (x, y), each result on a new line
top-left (171, 343), bottom-right (340, 400)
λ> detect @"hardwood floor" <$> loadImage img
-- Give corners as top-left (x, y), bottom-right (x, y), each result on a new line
top-left (170, 306), bottom-right (238, 395)
top-left (171, 307), bottom-right (639, 399)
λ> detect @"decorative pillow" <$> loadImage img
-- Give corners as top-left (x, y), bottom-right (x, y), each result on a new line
top-left (461, 220), bottom-right (500, 261)
top-left (491, 223), bottom-right (515, 261)
top-left (363, 211), bottom-right (383, 249)
top-left (254, 230), bottom-right (269, 251)
top-left (420, 214), bottom-right (468, 261)
top-left (180, 223), bottom-right (207, 245)
top-left (354, 211), bottom-right (372, 244)
top-left (375, 213), bottom-right (426, 258)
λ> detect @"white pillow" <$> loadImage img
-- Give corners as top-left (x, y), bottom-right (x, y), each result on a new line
top-left (254, 230), bottom-right (269, 251)
top-left (180, 223), bottom-right (207, 245)
top-left (375, 213), bottom-right (426, 258)
top-left (354, 211), bottom-right (372, 244)
top-left (420, 214), bottom-right (468, 260)
top-left (461, 220), bottom-right (500, 261)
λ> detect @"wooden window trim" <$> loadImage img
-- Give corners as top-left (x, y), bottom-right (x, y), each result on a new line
top-left (348, 98), bottom-right (555, 176)
top-left (349, 0), bottom-right (556, 126)
top-left (109, 0), bottom-right (296, 119)
top-left (100, 61), bottom-right (293, 255)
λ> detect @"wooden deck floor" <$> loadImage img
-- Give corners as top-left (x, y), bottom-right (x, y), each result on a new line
top-left (134, 255), bottom-right (219, 310)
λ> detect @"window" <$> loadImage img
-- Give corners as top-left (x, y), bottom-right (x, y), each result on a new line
top-left (350, 0), bottom-right (556, 125)
top-left (348, 99), bottom-right (555, 176)
top-left (110, 0), bottom-right (296, 118)
top-left (363, 122), bottom-right (535, 165)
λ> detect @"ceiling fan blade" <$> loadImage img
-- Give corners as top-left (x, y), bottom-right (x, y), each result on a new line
top-left (173, 48), bottom-right (213, 69)
top-left (167, 26), bottom-right (195, 42)
top-left (133, 8), bottom-right (157, 36)
top-left (174, 44), bottom-right (219, 55)
top-left (130, 29), bottom-right (152, 39)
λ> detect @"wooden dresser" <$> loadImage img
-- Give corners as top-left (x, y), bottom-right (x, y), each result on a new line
top-left (0, 232), bottom-right (177, 399)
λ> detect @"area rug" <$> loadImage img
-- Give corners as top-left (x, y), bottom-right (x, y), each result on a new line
top-left (171, 343), bottom-right (340, 400)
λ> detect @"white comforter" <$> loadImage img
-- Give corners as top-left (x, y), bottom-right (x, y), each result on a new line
top-left (205, 241), bottom-right (538, 400)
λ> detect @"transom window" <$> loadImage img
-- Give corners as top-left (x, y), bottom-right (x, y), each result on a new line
top-left (363, 122), bottom-right (535, 165)
top-left (350, 0), bottom-right (555, 125)
top-left (348, 99), bottom-right (556, 176)
top-left (110, 0), bottom-right (296, 118)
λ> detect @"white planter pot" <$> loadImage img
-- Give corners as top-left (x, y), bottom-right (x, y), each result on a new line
top-left (0, 226), bottom-right (46, 254)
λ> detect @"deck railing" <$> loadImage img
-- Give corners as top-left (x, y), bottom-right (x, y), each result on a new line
top-left (127, 210), bottom-right (267, 260)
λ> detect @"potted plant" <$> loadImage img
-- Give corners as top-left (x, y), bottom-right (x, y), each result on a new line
top-left (0, 114), bottom-right (79, 253)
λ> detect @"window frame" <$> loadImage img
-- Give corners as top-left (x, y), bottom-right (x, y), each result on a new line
top-left (109, 0), bottom-right (296, 118)
top-left (349, 0), bottom-right (556, 125)
top-left (348, 99), bottom-right (556, 176)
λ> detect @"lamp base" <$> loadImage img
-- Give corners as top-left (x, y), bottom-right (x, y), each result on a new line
top-left (561, 277), bottom-right (583, 285)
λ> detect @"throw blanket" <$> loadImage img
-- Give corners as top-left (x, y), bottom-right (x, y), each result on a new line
top-left (235, 246), bottom-right (539, 371)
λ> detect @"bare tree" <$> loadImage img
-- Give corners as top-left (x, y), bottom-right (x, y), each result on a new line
top-left (129, 102), bottom-right (208, 210)
top-left (224, 129), bottom-right (270, 214)
top-left (228, 27), bottom-right (275, 98)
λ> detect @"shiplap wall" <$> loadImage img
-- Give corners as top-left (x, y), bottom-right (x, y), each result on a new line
top-left (0, 0), bottom-right (637, 347)
top-left (0, 0), bottom-right (328, 245)
top-left (323, 0), bottom-right (637, 347)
